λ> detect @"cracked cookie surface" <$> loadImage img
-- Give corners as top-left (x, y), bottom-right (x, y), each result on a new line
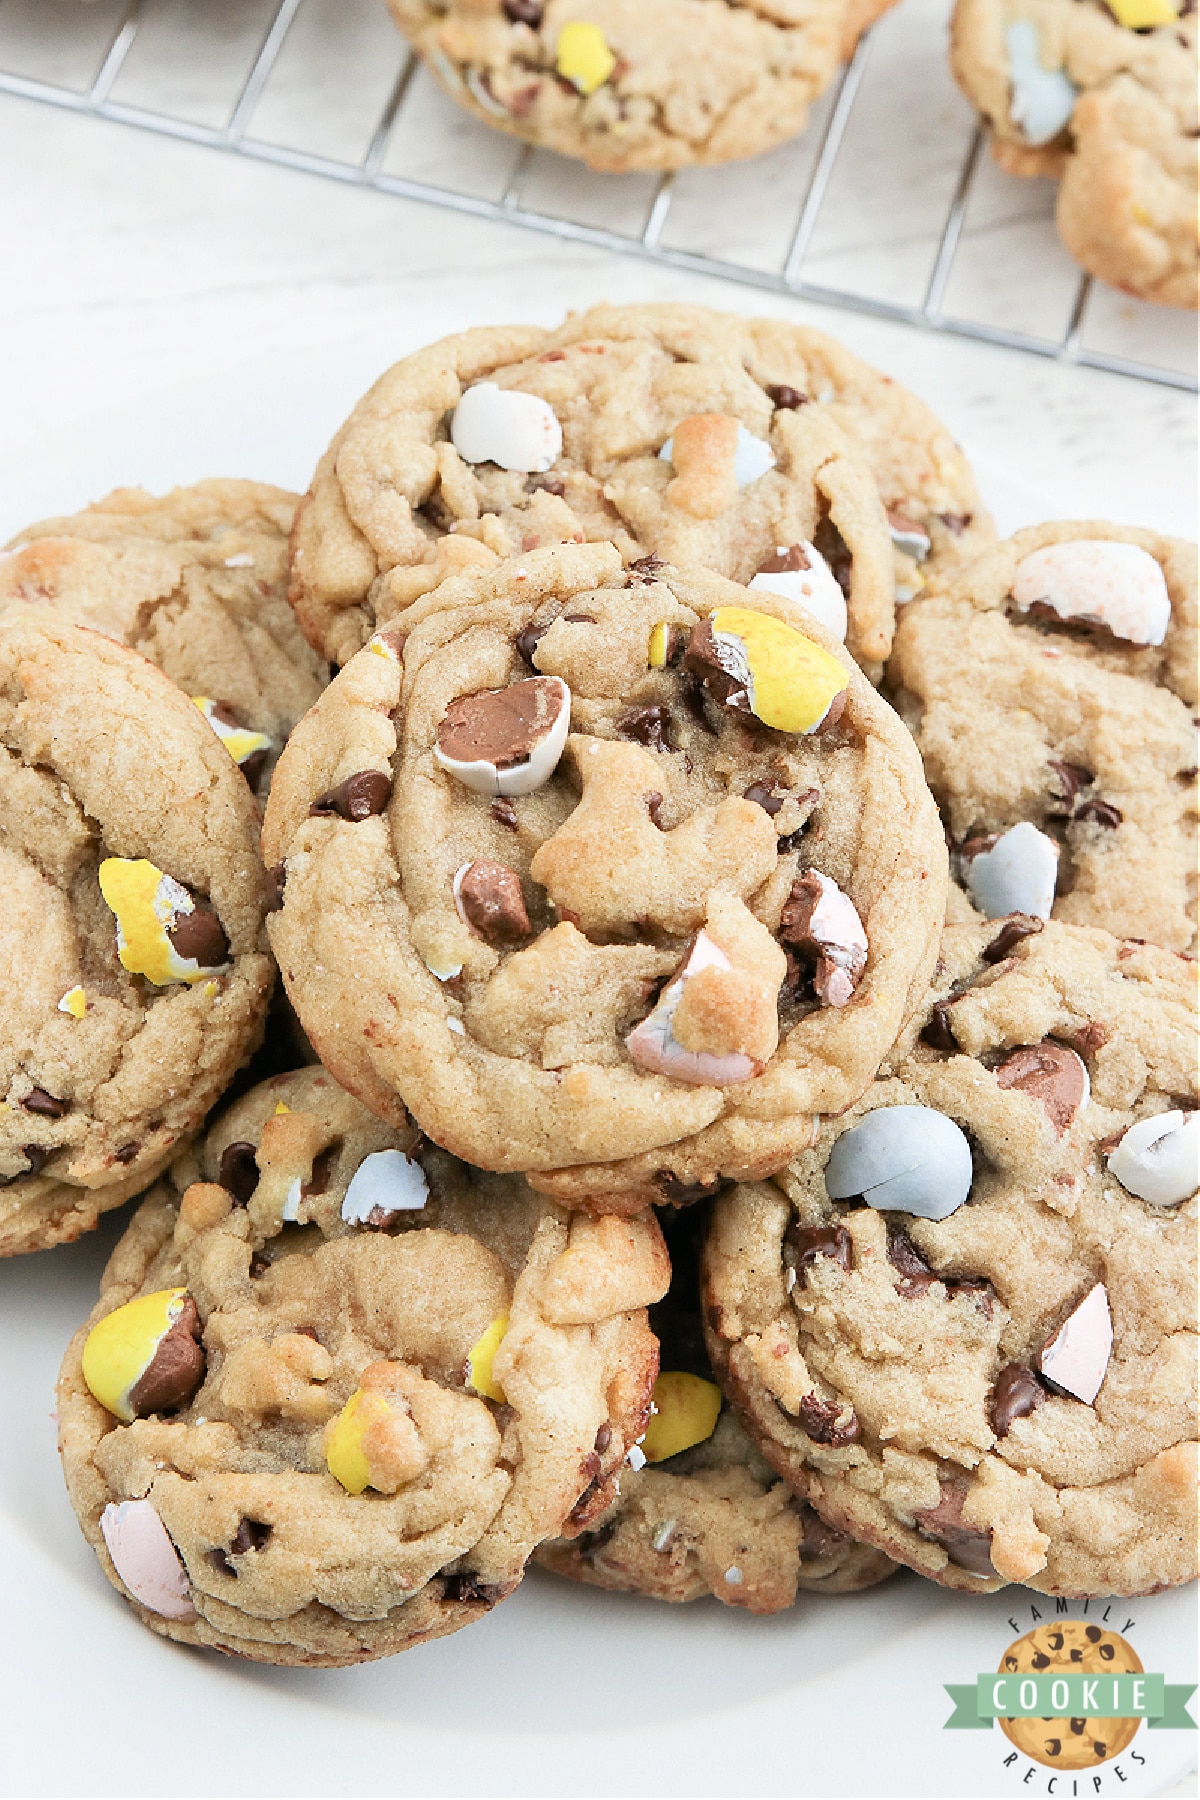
top-left (58, 1066), bottom-right (668, 1665)
top-left (951, 0), bottom-right (1198, 305)
top-left (889, 521), bottom-right (1198, 954)
top-left (0, 616), bottom-right (272, 1257)
top-left (289, 303), bottom-right (991, 677)
top-left (1, 481), bottom-right (329, 793)
top-left (703, 916), bottom-right (1199, 1597)
top-left (264, 545), bottom-right (947, 1208)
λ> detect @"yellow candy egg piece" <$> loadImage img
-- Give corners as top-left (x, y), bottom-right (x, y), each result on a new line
top-left (58, 985), bottom-right (87, 1018)
top-left (1107, 0), bottom-right (1177, 25)
top-left (325, 1388), bottom-right (394, 1494)
top-left (556, 20), bottom-right (616, 94)
top-left (191, 696), bottom-right (271, 769)
top-left (98, 857), bottom-right (218, 987)
top-left (82, 1288), bottom-right (189, 1424)
top-left (710, 606), bottom-right (849, 734)
top-left (647, 622), bottom-right (671, 668)
top-left (642, 1370), bottom-right (722, 1463)
top-left (467, 1313), bottom-right (509, 1402)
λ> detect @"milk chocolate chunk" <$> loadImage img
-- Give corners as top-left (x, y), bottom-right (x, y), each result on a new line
top-left (683, 616), bottom-right (749, 714)
top-left (490, 798), bottom-right (519, 831)
top-left (455, 859), bottom-right (533, 948)
top-left (218, 1141), bottom-right (259, 1206)
top-left (995, 1040), bottom-right (1089, 1136)
top-left (166, 901), bottom-right (230, 970)
top-left (921, 999), bottom-right (960, 1052)
top-left (989, 1363), bottom-right (1046, 1437)
top-left (798, 1393), bottom-right (860, 1446)
top-left (779, 869), bottom-right (868, 1007)
top-left (767, 385), bottom-right (807, 410)
top-left (914, 1481), bottom-right (995, 1576)
top-left (22, 1088), bottom-right (70, 1118)
top-left (982, 914), bottom-right (1044, 961)
top-left (127, 1296), bottom-right (206, 1418)
top-left (436, 677), bottom-right (569, 789)
top-left (310, 769), bottom-right (392, 821)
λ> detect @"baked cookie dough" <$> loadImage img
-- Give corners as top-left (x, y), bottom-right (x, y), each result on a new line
top-left (288, 304), bottom-right (992, 677)
top-left (0, 617), bottom-right (273, 1257)
top-left (264, 544), bottom-right (948, 1208)
top-left (889, 522), bottom-right (1198, 954)
top-left (535, 1204), bottom-right (896, 1609)
top-left (703, 915), bottom-right (1199, 1596)
top-left (1, 481), bottom-right (329, 793)
top-left (950, 0), bottom-right (1197, 306)
top-left (58, 1066), bottom-right (668, 1665)
top-left (388, 0), bottom-right (895, 175)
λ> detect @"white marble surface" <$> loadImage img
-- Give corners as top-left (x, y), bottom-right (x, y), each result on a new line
top-left (0, 0), bottom-right (1195, 537)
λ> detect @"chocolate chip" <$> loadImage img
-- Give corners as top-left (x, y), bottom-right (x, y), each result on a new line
top-left (786, 1221), bottom-right (852, 1281)
top-left (914, 1481), bottom-right (995, 1577)
top-left (655, 1171), bottom-right (732, 1208)
top-left (113, 1142), bottom-right (139, 1165)
top-left (1049, 760), bottom-right (1093, 811)
top-left (240, 748), bottom-right (268, 791)
top-left (645, 791), bottom-right (665, 829)
top-left (310, 769), bottom-right (392, 821)
top-left (249, 1251), bottom-right (271, 1279)
top-left (208, 1547), bottom-right (236, 1578)
top-left (127, 1295), bottom-right (206, 1418)
top-left (490, 798), bottom-right (519, 831)
top-left (22, 1088), bottom-right (69, 1118)
top-left (796, 1502), bottom-right (847, 1560)
top-left (515, 620), bottom-right (551, 665)
top-left (995, 1040), bottom-right (1088, 1136)
top-left (680, 670), bottom-right (718, 734)
top-left (218, 1141), bottom-right (260, 1206)
top-left (266, 863), bottom-right (287, 912)
top-left (767, 384), bottom-right (807, 409)
top-left (19, 1145), bottom-right (48, 1179)
top-left (230, 1517), bottom-right (272, 1555)
top-left (887, 1228), bottom-right (936, 1298)
top-left (626, 554), bottom-right (666, 585)
top-left (167, 901), bottom-right (230, 970)
top-left (501, 0), bottom-right (542, 21)
top-left (921, 999), bottom-right (960, 1053)
top-left (937, 512), bottom-right (972, 536)
top-left (562, 613), bottom-right (596, 625)
top-left (812, 517), bottom-right (852, 597)
top-left (303, 1143), bottom-right (340, 1198)
top-left (989, 1363), bottom-right (1045, 1437)
top-left (442, 1572), bottom-right (502, 1604)
top-left (744, 780), bottom-right (785, 816)
top-left (594, 1422), bottom-right (612, 1453)
top-left (983, 914), bottom-right (1044, 962)
top-left (1074, 798), bottom-right (1122, 829)
top-left (618, 704), bottom-right (674, 753)
top-left (526, 470), bottom-right (564, 495)
top-left (456, 859), bottom-right (532, 948)
top-left (798, 1393), bottom-right (860, 1446)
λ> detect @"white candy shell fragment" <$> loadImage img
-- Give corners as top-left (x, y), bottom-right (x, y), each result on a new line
top-left (450, 382), bottom-right (563, 474)
top-left (1006, 21), bottom-right (1077, 146)
top-left (625, 932), bottom-right (759, 1088)
top-left (659, 423), bottom-right (776, 486)
top-left (750, 543), bottom-right (848, 643)
top-left (1012, 540), bottom-right (1171, 647)
top-left (1108, 1111), bottom-right (1199, 1207)
top-left (100, 1500), bottom-right (196, 1620)
top-left (967, 822), bottom-right (1059, 921)
top-left (1036, 1283), bottom-right (1113, 1405)
top-left (435, 676), bottom-right (571, 798)
top-left (825, 1106), bottom-right (974, 1220)
top-left (342, 1150), bottom-right (430, 1225)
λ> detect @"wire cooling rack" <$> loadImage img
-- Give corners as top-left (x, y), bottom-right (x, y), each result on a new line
top-left (0, 0), bottom-right (1194, 391)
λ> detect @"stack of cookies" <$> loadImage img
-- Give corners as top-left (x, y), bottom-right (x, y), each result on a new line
top-left (4, 304), bottom-right (1195, 1668)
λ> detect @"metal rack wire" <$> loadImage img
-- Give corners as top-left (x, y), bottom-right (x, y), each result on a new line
top-left (0, 0), bottom-right (1193, 392)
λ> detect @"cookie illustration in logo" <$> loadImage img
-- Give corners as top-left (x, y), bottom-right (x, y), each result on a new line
top-left (998, 1622), bottom-right (1143, 1769)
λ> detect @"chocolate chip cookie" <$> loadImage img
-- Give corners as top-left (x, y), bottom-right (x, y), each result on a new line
top-left (57, 1065), bottom-right (668, 1664)
top-left (264, 544), bottom-right (947, 1209)
top-left (703, 915), bottom-right (1199, 1596)
top-left (388, 0), bottom-right (895, 176)
top-left (0, 616), bottom-right (273, 1257)
top-left (1, 481), bottom-right (329, 793)
top-left (951, 0), bottom-right (1198, 307)
top-left (535, 1204), bottom-right (896, 1609)
top-left (288, 303), bottom-right (992, 677)
top-left (889, 522), bottom-right (1198, 954)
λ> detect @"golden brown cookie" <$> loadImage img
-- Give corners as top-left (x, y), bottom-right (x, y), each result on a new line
top-left (264, 545), bottom-right (947, 1209)
top-left (58, 1066), bottom-right (668, 1665)
top-left (0, 616), bottom-right (273, 1257)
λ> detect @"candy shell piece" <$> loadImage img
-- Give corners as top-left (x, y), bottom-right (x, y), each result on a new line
top-left (451, 382), bottom-right (563, 474)
top-left (82, 1288), bottom-right (191, 1424)
top-left (100, 1500), bottom-right (196, 1620)
top-left (658, 424), bottom-right (775, 488)
top-left (625, 931), bottom-right (759, 1088)
top-left (967, 822), bottom-right (1059, 921)
top-left (1037, 1283), bottom-right (1113, 1405)
top-left (435, 676), bottom-right (571, 797)
top-left (1106, 0), bottom-right (1178, 25)
top-left (825, 1106), bottom-right (974, 1220)
top-left (58, 985), bottom-right (87, 1018)
top-left (700, 607), bottom-right (848, 734)
top-left (468, 1313), bottom-right (510, 1402)
top-left (191, 696), bottom-right (271, 771)
top-left (98, 857), bottom-right (229, 986)
top-left (1011, 540), bottom-right (1171, 647)
top-left (642, 1371), bottom-right (723, 1463)
top-left (1005, 21), bottom-right (1077, 146)
top-left (556, 20), bottom-right (616, 93)
top-left (647, 622), bottom-right (672, 668)
top-left (325, 1388), bottom-right (393, 1494)
top-left (341, 1149), bottom-right (430, 1225)
top-left (750, 543), bottom-right (848, 643)
top-left (1108, 1111), bottom-right (1199, 1207)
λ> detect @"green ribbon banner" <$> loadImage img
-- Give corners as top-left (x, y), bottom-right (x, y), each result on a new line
top-left (944, 1676), bottom-right (1197, 1731)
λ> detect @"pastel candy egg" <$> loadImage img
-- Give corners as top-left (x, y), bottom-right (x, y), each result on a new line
top-left (1012, 540), bottom-right (1171, 647)
top-left (82, 1287), bottom-right (206, 1423)
top-left (658, 422), bottom-right (776, 487)
top-left (1005, 21), bottom-right (1077, 146)
top-left (625, 931), bottom-right (761, 1088)
top-left (100, 1500), bottom-right (196, 1620)
top-left (451, 382), bottom-right (562, 473)
top-left (825, 1106), bottom-right (974, 1219)
top-left (967, 822), bottom-right (1059, 920)
top-left (98, 857), bottom-right (230, 985)
top-left (686, 607), bottom-right (849, 734)
top-left (1036, 1283), bottom-right (1113, 1406)
top-left (1107, 1111), bottom-right (1199, 1207)
top-left (467, 1313), bottom-right (509, 1402)
top-left (556, 20), bottom-right (616, 93)
top-left (325, 1389), bottom-right (393, 1494)
top-left (435, 676), bottom-right (570, 796)
top-left (642, 1371), bottom-right (723, 1463)
top-left (341, 1149), bottom-right (430, 1225)
top-left (750, 543), bottom-right (848, 643)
